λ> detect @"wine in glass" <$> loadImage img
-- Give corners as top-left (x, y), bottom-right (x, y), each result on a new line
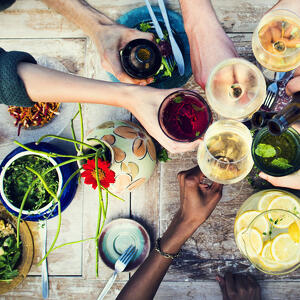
top-left (158, 90), bottom-right (212, 142)
top-left (205, 58), bottom-right (266, 121)
top-left (252, 9), bottom-right (300, 72)
top-left (197, 120), bottom-right (253, 184)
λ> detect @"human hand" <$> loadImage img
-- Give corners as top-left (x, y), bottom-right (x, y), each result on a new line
top-left (286, 66), bottom-right (300, 96)
top-left (259, 170), bottom-right (300, 189)
top-left (127, 86), bottom-right (203, 153)
top-left (176, 166), bottom-right (223, 227)
top-left (92, 23), bottom-right (154, 85)
top-left (216, 272), bottom-right (261, 300)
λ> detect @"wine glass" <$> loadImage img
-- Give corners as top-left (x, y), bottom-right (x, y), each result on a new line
top-left (252, 9), bottom-right (300, 72)
top-left (205, 58), bottom-right (266, 121)
top-left (197, 119), bottom-right (253, 184)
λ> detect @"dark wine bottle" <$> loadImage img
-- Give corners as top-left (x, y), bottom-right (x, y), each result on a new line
top-left (267, 92), bottom-right (300, 135)
top-left (251, 111), bottom-right (277, 128)
top-left (120, 39), bottom-right (162, 79)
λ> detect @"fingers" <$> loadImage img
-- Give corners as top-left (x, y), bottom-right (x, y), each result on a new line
top-left (211, 181), bottom-right (223, 193)
top-left (259, 171), bottom-right (300, 189)
top-left (286, 76), bottom-right (300, 96)
top-left (216, 275), bottom-right (229, 300)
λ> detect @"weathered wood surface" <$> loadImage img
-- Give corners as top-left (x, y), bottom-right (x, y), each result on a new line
top-left (1, 0), bottom-right (300, 299)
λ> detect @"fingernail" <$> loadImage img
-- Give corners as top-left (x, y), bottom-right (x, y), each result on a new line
top-left (259, 172), bottom-right (267, 179)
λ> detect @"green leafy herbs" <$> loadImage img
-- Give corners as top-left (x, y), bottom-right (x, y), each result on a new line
top-left (255, 143), bottom-right (276, 158)
top-left (263, 217), bottom-right (283, 240)
top-left (270, 157), bottom-right (292, 169)
top-left (139, 22), bottom-right (152, 32)
top-left (191, 104), bottom-right (204, 112)
top-left (195, 131), bottom-right (200, 137)
top-left (3, 155), bottom-right (59, 211)
top-left (0, 220), bottom-right (21, 281)
top-left (173, 96), bottom-right (183, 103)
top-left (158, 148), bottom-right (171, 163)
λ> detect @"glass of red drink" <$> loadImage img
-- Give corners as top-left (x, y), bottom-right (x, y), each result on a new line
top-left (158, 90), bottom-right (212, 142)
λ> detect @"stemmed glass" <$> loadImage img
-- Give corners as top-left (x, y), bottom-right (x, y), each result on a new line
top-left (252, 9), bottom-right (300, 72)
top-left (205, 58), bottom-right (266, 121)
top-left (197, 119), bottom-right (253, 184)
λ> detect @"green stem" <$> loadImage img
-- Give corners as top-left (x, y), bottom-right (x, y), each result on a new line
top-left (101, 186), bottom-right (125, 202)
top-left (70, 110), bottom-right (80, 152)
top-left (94, 150), bottom-right (104, 277)
top-left (104, 190), bottom-right (108, 217)
top-left (51, 236), bottom-right (95, 252)
top-left (16, 184), bottom-right (34, 248)
top-left (38, 168), bottom-right (82, 265)
top-left (78, 104), bottom-right (84, 153)
top-left (36, 135), bottom-right (97, 151)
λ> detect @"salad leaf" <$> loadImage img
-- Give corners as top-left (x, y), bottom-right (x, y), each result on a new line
top-left (158, 148), bottom-right (171, 162)
top-left (271, 158), bottom-right (292, 169)
top-left (255, 143), bottom-right (276, 158)
top-left (173, 96), bottom-right (183, 103)
top-left (139, 22), bottom-right (152, 32)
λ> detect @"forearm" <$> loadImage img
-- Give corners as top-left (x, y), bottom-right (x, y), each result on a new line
top-left (117, 214), bottom-right (198, 300)
top-left (41, 0), bottom-right (114, 36)
top-left (17, 62), bottom-right (134, 107)
top-left (271, 0), bottom-right (300, 16)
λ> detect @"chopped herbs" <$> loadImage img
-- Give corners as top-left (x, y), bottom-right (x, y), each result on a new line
top-left (0, 220), bottom-right (21, 281)
top-left (195, 131), bottom-right (200, 137)
top-left (173, 96), bottom-right (183, 103)
top-left (158, 148), bottom-right (171, 163)
top-left (255, 143), bottom-right (276, 158)
top-left (3, 155), bottom-right (59, 211)
top-left (191, 104), bottom-right (204, 112)
top-left (271, 157), bottom-right (292, 169)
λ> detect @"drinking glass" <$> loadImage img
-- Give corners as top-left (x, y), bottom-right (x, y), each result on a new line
top-left (251, 127), bottom-right (300, 176)
top-left (197, 120), bottom-right (253, 184)
top-left (252, 9), bottom-right (300, 72)
top-left (158, 90), bottom-right (212, 142)
top-left (205, 58), bottom-right (266, 121)
top-left (234, 189), bottom-right (300, 275)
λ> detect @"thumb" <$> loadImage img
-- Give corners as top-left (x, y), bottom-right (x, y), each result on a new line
top-left (216, 275), bottom-right (229, 300)
top-left (259, 172), bottom-right (279, 186)
top-left (286, 76), bottom-right (300, 96)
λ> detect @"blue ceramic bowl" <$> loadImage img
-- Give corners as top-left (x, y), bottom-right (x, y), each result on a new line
top-left (0, 142), bottom-right (78, 221)
top-left (108, 6), bottom-right (192, 89)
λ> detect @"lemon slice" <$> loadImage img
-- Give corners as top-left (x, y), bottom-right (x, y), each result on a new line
top-left (235, 210), bottom-right (269, 234)
top-left (271, 233), bottom-right (299, 264)
top-left (289, 221), bottom-right (300, 243)
top-left (267, 195), bottom-right (300, 228)
top-left (236, 228), bottom-right (263, 257)
top-left (260, 241), bottom-right (282, 270)
top-left (258, 191), bottom-right (285, 211)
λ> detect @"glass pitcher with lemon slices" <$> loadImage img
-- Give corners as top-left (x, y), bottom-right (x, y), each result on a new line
top-left (234, 189), bottom-right (300, 275)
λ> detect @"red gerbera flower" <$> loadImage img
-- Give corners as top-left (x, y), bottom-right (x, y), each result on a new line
top-left (81, 159), bottom-right (115, 190)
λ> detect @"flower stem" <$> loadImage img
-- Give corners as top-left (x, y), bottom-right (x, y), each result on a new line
top-left (78, 104), bottom-right (84, 153)
top-left (36, 135), bottom-right (97, 151)
top-left (51, 236), bottom-right (95, 252)
top-left (70, 110), bottom-right (80, 152)
top-left (101, 186), bottom-right (125, 202)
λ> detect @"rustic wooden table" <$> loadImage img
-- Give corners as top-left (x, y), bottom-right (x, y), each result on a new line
top-left (0, 0), bottom-right (299, 299)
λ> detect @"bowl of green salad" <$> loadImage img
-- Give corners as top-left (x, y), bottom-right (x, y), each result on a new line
top-left (0, 205), bottom-right (33, 295)
top-left (0, 142), bottom-right (78, 221)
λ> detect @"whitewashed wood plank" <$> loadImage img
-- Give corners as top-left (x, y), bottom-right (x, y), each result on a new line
top-left (0, 0), bottom-right (277, 39)
top-left (81, 39), bottom-right (131, 280)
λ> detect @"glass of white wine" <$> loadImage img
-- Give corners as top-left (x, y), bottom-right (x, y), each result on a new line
top-left (197, 120), bottom-right (253, 184)
top-left (252, 9), bottom-right (300, 72)
top-left (205, 58), bottom-right (266, 121)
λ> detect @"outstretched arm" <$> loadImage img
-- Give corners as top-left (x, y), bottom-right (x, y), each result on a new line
top-left (179, 0), bottom-right (238, 89)
top-left (41, 0), bottom-right (154, 85)
top-left (117, 167), bottom-right (223, 300)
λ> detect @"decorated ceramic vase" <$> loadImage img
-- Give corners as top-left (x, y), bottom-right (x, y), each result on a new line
top-left (85, 120), bottom-right (157, 193)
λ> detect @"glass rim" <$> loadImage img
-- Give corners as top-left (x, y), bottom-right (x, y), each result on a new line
top-left (158, 89), bottom-right (212, 143)
top-left (205, 58), bottom-right (266, 120)
top-left (203, 120), bottom-right (252, 165)
top-left (254, 8), bottom-right (300, 59)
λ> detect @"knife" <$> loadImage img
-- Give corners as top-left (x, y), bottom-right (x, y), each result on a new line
top-left (144, 0), bottom-right (164, 40)
top-left (42, 221), bottom-right (49, 299)
top-left (157, 0), bottom-right (185, 75)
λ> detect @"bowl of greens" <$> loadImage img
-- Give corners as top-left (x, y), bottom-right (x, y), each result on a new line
top-left (0, 142), bottom-right (78, 221)
top-left (251, 127), bottom-right (300, 176)
top-left (0, 204), bottom-right (33, 295)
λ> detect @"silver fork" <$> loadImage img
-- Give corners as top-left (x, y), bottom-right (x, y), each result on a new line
top-left (97, 245), bottom-right (137, 300)
top-left (42, 221), bottom-right (48, 299)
